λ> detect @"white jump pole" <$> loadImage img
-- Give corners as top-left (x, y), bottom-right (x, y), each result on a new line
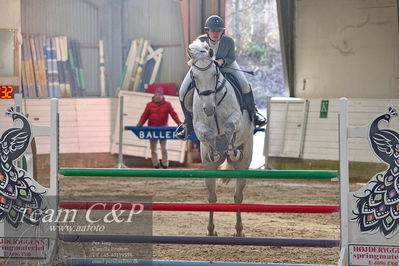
top-left (49, 98), bottom-right (59, 196)
top-left (117, 95), bottom-right (127, 168)
top-left (263, 96), bottom-right (271, 169)
top-left (338, 97), bottom-right (349, 266)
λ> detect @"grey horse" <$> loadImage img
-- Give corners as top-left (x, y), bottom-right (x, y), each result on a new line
top-left (186, 39), bottom-right (254, 236)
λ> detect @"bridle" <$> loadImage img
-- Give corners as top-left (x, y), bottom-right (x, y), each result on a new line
top-left (190, 56), bottom-right (228, 134)
top-left (190, 56), bottom-right (227, 106)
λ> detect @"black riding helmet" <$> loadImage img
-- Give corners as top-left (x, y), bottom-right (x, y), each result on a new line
top-left (204, 15), bottom-right (225, 31)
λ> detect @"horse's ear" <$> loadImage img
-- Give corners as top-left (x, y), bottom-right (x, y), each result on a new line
top-left (209, 48), bottom-right (214, 58)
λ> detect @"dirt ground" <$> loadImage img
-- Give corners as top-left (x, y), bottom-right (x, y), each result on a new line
top-left (50, 171), bottom-right (364, 265)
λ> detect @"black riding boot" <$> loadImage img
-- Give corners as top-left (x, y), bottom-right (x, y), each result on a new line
top-left (242, 91), bottom-right (267, 127)
top-left (175, 100), bottom-right (194, 140)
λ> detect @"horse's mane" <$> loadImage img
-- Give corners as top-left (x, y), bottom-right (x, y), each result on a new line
top-left (187, 39), bottom-right (214, 66)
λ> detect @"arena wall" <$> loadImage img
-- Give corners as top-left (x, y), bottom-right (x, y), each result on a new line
top-left (267, 97), bottom-right (399, 163)
top-left (294, 0), bottom-right (399, 99)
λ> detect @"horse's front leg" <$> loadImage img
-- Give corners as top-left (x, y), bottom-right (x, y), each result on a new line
top-left (196, 122), bottom-right (223, 163)
top-left (234, 178), bottom-right (246, 237)
top-left (223, 111), bottom-right (242, 162)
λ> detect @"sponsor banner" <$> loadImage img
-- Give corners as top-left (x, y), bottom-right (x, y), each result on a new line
top-left (0, 237), bottom-right (48, 258)
top-left (57, 196), bottom-right (153, 260)
top-left (349, 244), bottom-right (399, 266)
top-left (126, 126), bottom-right (179, 139)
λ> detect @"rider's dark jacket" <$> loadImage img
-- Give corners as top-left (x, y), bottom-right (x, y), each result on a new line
top-left (198, 34), bottom-right (236, 67)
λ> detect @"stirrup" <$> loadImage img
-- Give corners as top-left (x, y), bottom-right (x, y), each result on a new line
top-left (175, 124), bottom-right (188, 140)
top-left (254, 112), bottom-right (267, 128)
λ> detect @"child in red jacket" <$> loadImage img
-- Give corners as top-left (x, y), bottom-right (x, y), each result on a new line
top-left (137, 88), bottom-right (182, 168)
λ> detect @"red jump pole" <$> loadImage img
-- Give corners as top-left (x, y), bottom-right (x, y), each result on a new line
top-left (59, 201), bottom-right (339, 213)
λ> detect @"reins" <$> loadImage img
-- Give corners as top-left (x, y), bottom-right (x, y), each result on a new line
top-left (190, 57), bottom-right (227, 106)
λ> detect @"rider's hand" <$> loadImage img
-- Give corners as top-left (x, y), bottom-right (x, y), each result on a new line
top-left (136, 123), bottom-right (143, 127)
top-left (215, 58), bottom-right (224, 67)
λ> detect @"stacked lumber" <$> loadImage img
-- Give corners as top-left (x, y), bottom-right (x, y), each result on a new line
top-left (69, 39), bottom-right (85, 97)
top-left (21, 35), bottom-right (86, 98)
top-left (119, 38), bottom-right (164, 92)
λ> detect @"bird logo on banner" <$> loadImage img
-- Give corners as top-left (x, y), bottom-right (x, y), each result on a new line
top-left (353, 107), bottom-right (399, 238)
top-left (0, 107), bottom-right (46, 228)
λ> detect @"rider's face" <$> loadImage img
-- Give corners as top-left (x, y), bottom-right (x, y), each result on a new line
top-left (208, 29), bottom-right (223, 42)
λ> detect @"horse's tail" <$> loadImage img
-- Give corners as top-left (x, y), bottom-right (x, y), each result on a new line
top-left (220, 161), bottom-right (233, 185)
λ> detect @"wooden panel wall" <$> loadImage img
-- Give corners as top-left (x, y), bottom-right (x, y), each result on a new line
top-left (268, 98), bottom-right (399, 163)
top-left (0, 98), bottom-right (116, 155)
top-left (268, 99), bottom-right (307, 158)
top-left (23, 98), bottom-right (116, 154)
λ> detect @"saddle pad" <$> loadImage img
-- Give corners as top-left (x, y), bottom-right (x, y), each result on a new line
top-left (223, 73), bottom-right (244, 112)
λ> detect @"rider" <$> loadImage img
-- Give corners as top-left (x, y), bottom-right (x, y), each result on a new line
top-left (175, 15), bottom-right (267, 140)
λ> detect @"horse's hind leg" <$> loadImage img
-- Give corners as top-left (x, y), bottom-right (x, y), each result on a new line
top-left (205, 177), bottom-right (218, 236)
top-left (202, 147), bottom-right (219, 236)
top-left (232, 137), bottom-right (252, 237)
top-left (234, 178), bottom-right (246, 237)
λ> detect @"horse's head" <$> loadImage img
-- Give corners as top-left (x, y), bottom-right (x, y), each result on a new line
top-left (187, 40), bottom-right (219, 117)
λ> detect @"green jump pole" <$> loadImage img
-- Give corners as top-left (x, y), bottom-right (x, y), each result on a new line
top-left (59, 168), bottom-right (337, 179)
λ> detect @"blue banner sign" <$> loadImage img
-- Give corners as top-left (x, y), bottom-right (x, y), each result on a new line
top-left (125, 126), bottom-right (189, 140)
top-left (125, 126), bottom-right (265, 140)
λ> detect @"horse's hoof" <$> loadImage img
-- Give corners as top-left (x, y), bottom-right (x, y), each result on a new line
top-left (234, 231), bottom-right (245, 237)
top-left (205, 152), bottom-right (218, 163)
top-left (227, 149), bottom-right (243, 163)
top-left (206, 152), bottom-right (225, 164)
top-left (207, 231), bottom-right (218, 236)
